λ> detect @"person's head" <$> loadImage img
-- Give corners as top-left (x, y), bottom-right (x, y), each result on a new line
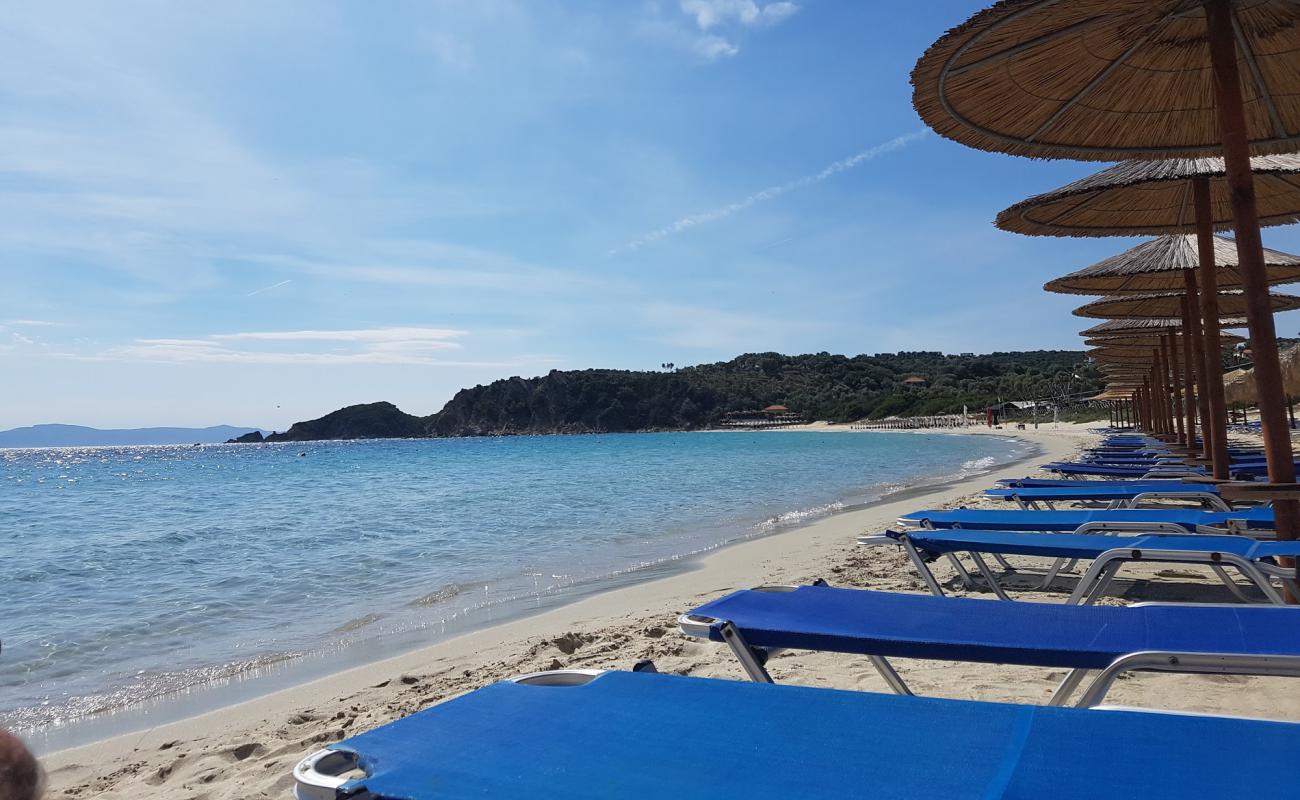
top-left (0, 729), bottom-right (42, 800)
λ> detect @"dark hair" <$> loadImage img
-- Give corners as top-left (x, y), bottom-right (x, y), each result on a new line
top-left (0, 730), bottom-right (43, 800)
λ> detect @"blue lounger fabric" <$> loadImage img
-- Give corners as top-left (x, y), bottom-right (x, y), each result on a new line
top-left (994, 478), bottom-right (1203, 489)
top-left (325, 670), bottom-right (1300, 799)
top-left (897, 506), bottom-right (1275, 531)
top-left (984, 485), bottom-right (1220, 502)
top-left (891, 530), bottom-right (1300, 561)
top-left (685, 586), bottom-right (1300, 669)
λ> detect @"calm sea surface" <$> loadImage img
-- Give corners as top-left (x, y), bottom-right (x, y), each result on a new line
top-left (0, 430), bottom-right (1029, 745)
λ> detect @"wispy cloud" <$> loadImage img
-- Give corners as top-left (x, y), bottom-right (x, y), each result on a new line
top-left (680, 0), bottom-right (798, 31)
top-left (641, 0), bottom-right (798, 61)
top-left (79, 326), bottom-right (479, 366)
top-left (613, 129), bottom-right (927, 253)
top-left (212, 327), bottom-right (467, 344)
top-left (3, 319), bottom-right (63, 327)
top-left (246, 279), bottom-right (292, 297)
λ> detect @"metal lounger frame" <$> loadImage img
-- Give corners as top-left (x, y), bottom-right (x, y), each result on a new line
top-left (881, 531), bottom-right (1296, 605)
top-left (678, 591), bottom-right (1300, 709)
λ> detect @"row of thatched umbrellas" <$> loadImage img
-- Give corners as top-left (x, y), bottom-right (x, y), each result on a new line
top-left (909, 0), bottom-right (1300, 546)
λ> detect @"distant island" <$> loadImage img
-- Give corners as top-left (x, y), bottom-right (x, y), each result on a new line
top-left (0, 424), bottom-right (267, 448)
top-left (246, 350), bottom-right (1102, 442)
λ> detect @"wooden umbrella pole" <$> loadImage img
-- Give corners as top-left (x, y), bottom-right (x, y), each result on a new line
top-left (1155, 346), bottom-right (1169, 438)
top-left (1161, 334), bottom-right (1181, 441)
top-left (1192, 177), bottom-right (1231, 478)
top-left (1205, 0), bottom-right (1298, 545)
top-left (1170, 329), bottom-right (1190, 447)
top-left (1179, 309), bottom-right (1198, 450)
top-left (1183, 271), bottom-right (1213, 459)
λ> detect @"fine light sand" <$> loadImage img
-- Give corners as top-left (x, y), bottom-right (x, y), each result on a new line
top-left (39, 424), bottom-right (1300, 798)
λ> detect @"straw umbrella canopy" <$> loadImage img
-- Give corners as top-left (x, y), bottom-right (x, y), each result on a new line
top-left (1090, 345), bottom-right (1189, 362)
top-left (1006, 158), bottom-right (1300, 474)
top-left (1045, 231), bottom-right (1300, 465)
top-left (911, 3), bottom-right (1300, 160)
top-left (1044, 235), bottom-right (1300, 295)
top-left (996, 156), bottom-right (1300, 237)
top-left (1074, 290), bottom-right (1300, 320)
top-left (1085, 331), bottom-right (1246, 348)
top-left (911, 0), bottom-right (1300, 538)
top-left (1082, 317), bottom-right (1246, 337)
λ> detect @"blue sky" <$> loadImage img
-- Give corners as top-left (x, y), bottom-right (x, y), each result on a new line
top-left (5, 1), bottom-right (1300, 429)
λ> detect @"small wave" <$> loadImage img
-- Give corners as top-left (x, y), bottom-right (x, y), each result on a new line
top-left (755, 501), bottom-right (845, 532)
top-left (0, 651), bottom-right (302, 734)
top-left (407, 582), bottom-right (467, 608)
top-left (331, 613), bottom-right (385, 634)
top-left (959, 455), bottom-right (997, 474)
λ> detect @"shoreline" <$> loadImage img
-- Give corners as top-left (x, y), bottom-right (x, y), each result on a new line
top-left (17, 429), bottom-right (1034, 754)
top-left (41, 425), bottom-right (1090, 797)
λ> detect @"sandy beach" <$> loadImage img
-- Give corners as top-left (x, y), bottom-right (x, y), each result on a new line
top-left (39, 423), bottom-right (1300, 798)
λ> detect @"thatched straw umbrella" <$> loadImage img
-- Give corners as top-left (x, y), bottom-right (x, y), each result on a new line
top-left (1082, 317), bottom-right (1247, 337)
top-left (1082, 290), bottom-right (1300, 443)
top-left (1092, 342), bottom-right (1198, 438)
top-left (1031, 218), bottom-right (1300, 470)
top-left (1075, 290), bottom-right (1300, 320)
top-left (912, 0), bottom-right (1300, 540)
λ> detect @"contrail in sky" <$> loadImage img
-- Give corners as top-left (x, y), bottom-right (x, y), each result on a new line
top-left (612, 129), bottom-right (928, 254)
top-left (247, 279), bottom-right (293, 297)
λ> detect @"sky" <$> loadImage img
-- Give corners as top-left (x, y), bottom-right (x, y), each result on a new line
top-left (5, 1), bottom-right (1300, 430)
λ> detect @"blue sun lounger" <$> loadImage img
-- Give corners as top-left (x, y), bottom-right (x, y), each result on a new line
top-left (875, 529), bottom-right (1300, 604)
top-left (996, 477), bottom-right (1210, 488)
top-left (984, 484), bottom-right (1229, 510)
top-left (292, 669), bottom-right (1300, 800)
top-left (679, 585), bottom-right (1300, 707)
top-left (896, 505), bottom-right (1274, 534)
top-left (1044, 461), bottom-right (1206, 477)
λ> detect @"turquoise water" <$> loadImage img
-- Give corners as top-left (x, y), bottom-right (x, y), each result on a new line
top-left (0, 430), bottom-right (1028, 742)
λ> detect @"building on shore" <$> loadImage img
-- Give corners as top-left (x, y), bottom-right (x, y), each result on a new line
top-left (718, 405), bottom-right (805, 429)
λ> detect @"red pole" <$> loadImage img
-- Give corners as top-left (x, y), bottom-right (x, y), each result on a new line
top-left (1205, 0), bottom-right (1297, 546)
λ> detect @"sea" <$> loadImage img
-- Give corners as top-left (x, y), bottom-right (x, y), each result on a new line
top-left (0, 430), bottom-right (1032, 751)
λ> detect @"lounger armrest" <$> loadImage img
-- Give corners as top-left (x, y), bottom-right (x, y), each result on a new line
top-left (857, 532), bottom-right (898, 547)
top-left (1219, 482), bottom-right (1300, 503)
top-left (1076, 652), bottom-right (1300, 708)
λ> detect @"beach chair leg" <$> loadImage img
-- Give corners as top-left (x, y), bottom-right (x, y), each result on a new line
top-left (1223, 558), bottom-right (1285, 604)
top-left (1047, 668), bottom-right (1090, 707)
top-left (1068, 558), bottom-right (1124, 605)
top-left (1209, 564), bottom-right (1256, 603)
top-left (1039, 557), bottom-right (1068, 589)
top-left (866, 655), bottom-right (913, 696)
top-left (944, 553), bottom-right (977, 589)
top-left (717, 622), bottom-right (773, 684)
top-left (969, 553), bottom-right (1012, 601)
top-left (989, 553), bottom-right (1017, 573)
top-left (900, 538), bottom-right (946, 596)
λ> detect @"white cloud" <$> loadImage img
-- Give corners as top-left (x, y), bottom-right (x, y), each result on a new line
top-left (680, 0), bottom-right (798, 31)
top-left (641, 0), bottom-right (797, 61)
top-left (212, 327), bottom-right (466, 344)
top-left (3, 319), bottom-right (62, 327)
top-left (78, 326), bottom-right (479, 366)
top-left (614, 129), bottom-right (928, 253)
top-left (692, 34), bottom-right (739, 60)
